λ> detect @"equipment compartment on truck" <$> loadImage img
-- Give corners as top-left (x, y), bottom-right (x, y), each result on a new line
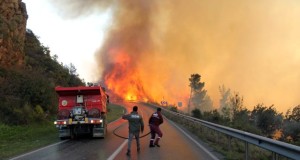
top-left (54, 86), bottom-right (109, 139)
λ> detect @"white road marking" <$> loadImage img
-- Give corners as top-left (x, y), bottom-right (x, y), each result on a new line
top-left (168, 120), bottom-right (219, 160)
top-left (106, 105), bottom-right (143, 160)
top-left (9, 103), bottom-right (132, 160)
top-left (107, 139), bottom-right (128, 160)
top-left (10, 140), bottom-right (68, 160)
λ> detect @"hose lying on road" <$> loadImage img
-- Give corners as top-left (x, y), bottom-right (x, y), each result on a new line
top-left (113, 123), bottom-right (151, 139)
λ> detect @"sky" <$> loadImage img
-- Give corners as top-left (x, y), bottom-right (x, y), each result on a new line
top-left (23, 0), bottom-right (110, 82)
top-left (22, 0), bottom-right (300, 113)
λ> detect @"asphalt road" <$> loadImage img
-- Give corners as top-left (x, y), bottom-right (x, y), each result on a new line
top-left (10, 102), bottom-right (220, 160)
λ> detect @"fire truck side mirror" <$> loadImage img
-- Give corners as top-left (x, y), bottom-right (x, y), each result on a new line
top-left (77, 95), bottom-right (83, 103)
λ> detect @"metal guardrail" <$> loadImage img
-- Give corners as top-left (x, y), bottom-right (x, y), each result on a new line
top-left (147, 103), bottom-right (300, 160)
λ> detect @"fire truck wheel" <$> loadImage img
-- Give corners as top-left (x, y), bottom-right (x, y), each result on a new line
top-left (70, 129), bottom-right (75, 139)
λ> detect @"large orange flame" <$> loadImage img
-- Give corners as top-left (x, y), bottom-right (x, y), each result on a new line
top-left (102, 47), bottom-right (190, 109)
top-left (104, 49), bottom-right (149, 102)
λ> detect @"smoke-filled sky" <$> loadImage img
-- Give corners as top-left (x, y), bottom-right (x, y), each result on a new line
top-left (32, 0), bottom-right (300, 113)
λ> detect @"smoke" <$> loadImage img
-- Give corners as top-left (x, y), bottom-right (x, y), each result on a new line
top-left (49, 0), bottom-right (300, 112)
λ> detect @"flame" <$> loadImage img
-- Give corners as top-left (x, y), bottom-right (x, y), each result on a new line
top-left (272, 129), bottom-right (283, 140)
top-left (125, 94), bottom-right (137, 101)
top-left (103, 49), bottom-right (150, 102)
top-left (52, 0), bottom-right (300, 115)
top-left (102, 48), bottom-right (189, 107)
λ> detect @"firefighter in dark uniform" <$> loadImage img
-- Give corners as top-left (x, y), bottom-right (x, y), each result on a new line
top-left (149, 107), bottom-right (164, 147)
top-left (122, 106), bottom-right (144, 156)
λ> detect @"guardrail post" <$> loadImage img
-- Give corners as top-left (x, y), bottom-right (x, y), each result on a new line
top-left (272, 152), bottom-right (278, 160)
top-left (245, 142), bottom-right (249, 160)
top-left (227, 136), bottom-right (232, 159)
top-left (215, 131), bottom-right (219, 143)
top-left (228, 136), bottom-right (232, 151)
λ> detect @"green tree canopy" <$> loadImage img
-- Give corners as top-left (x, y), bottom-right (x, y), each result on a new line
top-left (289, 105), bottom-right (300, 122)
top-left (251, 104), bottom-right (283, 136)
top-left (191, 108), bottom-right (202, 119)
top-left (0, 29), bottom-right (85, 125)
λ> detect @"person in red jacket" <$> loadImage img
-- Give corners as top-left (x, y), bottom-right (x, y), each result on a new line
top-left (148, 107), bottom-right (164, 147)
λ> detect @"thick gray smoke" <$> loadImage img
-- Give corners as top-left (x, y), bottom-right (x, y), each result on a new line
top-left (49, 0), bottom-right (300, 112)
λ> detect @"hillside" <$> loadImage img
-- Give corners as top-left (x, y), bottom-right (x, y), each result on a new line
top-left (0, 0), bottom-right (85, 125)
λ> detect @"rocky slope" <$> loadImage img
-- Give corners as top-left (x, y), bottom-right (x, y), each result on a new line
top-left (0, 0), bottom-right (28, 67)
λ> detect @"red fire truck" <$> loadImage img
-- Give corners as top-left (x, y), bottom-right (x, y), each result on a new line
top-left (54, 86), bottom-right (109, 139)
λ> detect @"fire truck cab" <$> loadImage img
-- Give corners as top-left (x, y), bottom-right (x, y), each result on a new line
top-left (54, 86), bottom-right (108, 139)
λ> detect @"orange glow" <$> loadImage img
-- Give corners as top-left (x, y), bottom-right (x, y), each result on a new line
top-left (104, 49), bottom-right (148, 102)
top-left (53, 0), bottom-right (300, 113)
top-left (125, 94), bottom-right (137, 101)
top-left (272, 129), bottom-right (283, 140)
top-left (103, 48), bottom-right (189, 109)
top-left (96, 0), bottom-right (300, 113)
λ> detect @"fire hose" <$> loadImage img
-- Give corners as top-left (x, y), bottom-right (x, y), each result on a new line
top-left (113, 123), bottom-right (151, 139)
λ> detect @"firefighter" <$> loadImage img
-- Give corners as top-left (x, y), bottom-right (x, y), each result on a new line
top-left (149, 107), bottom-right (164, 147)
top-left (122, 106), bottom-right (144, 156)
